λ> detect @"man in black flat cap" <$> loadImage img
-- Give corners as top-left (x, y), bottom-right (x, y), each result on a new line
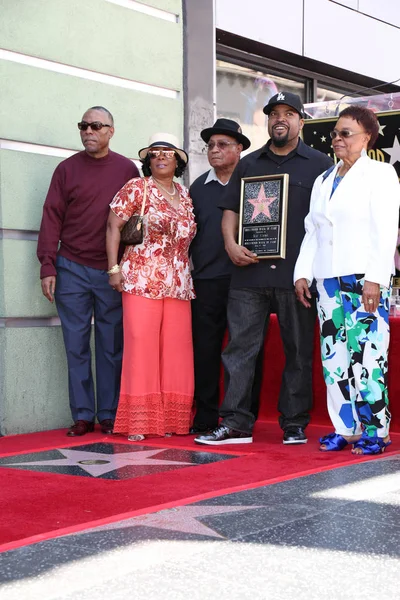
top-left (190, 118), bottom-right (264, 434)
top-left (195, 93), bottom-right (333, 447)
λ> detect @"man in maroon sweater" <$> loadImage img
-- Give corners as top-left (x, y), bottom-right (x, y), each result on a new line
top-left (37, 106), bottom-right (139, 436)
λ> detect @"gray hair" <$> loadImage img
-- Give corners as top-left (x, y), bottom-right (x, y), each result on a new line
top-left (84, 106), bottom-right (114, 125)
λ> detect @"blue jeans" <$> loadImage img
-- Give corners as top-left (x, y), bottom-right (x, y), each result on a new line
top-left (55, 256), bottom-right (123, 422)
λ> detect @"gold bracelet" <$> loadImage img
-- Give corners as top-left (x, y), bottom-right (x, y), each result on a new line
top-left (107, 264), bottom-right (121, 275)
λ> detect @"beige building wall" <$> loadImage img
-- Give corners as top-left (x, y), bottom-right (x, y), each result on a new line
top-left (0, 0), bottom-right (183, 434)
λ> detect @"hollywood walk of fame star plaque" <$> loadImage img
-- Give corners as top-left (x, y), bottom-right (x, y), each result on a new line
top-left (238, 174), bottom-right (289, 258)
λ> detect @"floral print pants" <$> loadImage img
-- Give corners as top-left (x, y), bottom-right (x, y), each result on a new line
top-left (317, 274), bottom-right (391, 438)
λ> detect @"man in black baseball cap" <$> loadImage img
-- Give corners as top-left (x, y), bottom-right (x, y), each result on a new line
top-left (189, 118), bottom-right (263, 435)
top-left (263, 91), bottom-right (305, 118)
top-left (195, 92), bottom-right (333, 448)
top-left (262, 92), bottom-right (306, 151)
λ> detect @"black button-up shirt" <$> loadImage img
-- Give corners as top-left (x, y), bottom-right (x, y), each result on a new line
top-left (219, 139), bottom-right (333, 289)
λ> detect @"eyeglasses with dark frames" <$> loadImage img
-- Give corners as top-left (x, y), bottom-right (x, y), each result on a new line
top-left (78, 121), bottom-right (112, 131)
top-left (148, 149), bottom-right (177, 159)
top-left (205, 140), bottom-right (239, 151)
top-left (329, 130), bottom-right (366, 140)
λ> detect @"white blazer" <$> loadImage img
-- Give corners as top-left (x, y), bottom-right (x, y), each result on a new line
top-left (294, 155), bottom-right (400, 288)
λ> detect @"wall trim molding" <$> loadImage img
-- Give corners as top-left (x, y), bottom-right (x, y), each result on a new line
top-left (0, 229), bottom-right (39, 241)
top-left (0, 317), bottom-right (61, 328)
top-left (0, 139), bottom-right (77, 158)
top-left (0, 139), bottom-right (141, 169)
top-left (0, 49), bottom-right (179, 99)
top-left (105, 0), bottom-right (179, 23)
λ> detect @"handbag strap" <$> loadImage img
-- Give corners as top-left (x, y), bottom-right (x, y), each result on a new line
top-left (139, 178), bottom-right (148, 217)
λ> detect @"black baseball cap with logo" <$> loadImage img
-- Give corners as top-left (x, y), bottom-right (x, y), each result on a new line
top-left (263, 92), bottom-right (304, 118)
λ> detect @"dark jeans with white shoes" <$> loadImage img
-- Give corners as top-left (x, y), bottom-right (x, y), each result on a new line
top-left (219, 287), bottom-right (316, 434)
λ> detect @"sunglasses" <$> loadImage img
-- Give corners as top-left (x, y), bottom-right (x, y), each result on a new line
top-left (206, 141), bottom-right (238, 150)
top-left (78, 121), bottom-right (112, 131)
top-left (329, 130), bottom-right (366, 140)
top-left (148, 149), bottom-right (177, 159)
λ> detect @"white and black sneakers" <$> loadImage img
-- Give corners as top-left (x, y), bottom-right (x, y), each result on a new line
top-left (194, 425), bottom-right (253, 445)
top-left (282, 427), bottom-right (308, 445)
top-left (194, 425), bottom-right (308, 445)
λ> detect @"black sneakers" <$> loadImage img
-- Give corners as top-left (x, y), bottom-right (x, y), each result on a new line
top-left (189, 425), bottom-right (214, 435)
top-left (283, 427), bottom-right (308, 445)
top-left (194, 424), bottom-right (307, 445)
top-left (194, 425), bottom-right (253, 445)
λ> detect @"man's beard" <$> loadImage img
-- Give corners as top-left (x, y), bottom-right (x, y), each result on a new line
top-left (271, 131), bottom-right (289, 147)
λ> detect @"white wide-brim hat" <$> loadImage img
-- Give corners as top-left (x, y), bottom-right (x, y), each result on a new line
top-left (138, 133), bottom-right (188, 164)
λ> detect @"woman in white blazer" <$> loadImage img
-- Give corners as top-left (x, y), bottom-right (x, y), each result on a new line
top-left (294, 105), bottom-right (400, 455)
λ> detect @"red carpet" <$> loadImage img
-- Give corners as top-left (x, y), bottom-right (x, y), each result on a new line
top-left (1, 421), bottom-right (398, 553)
top-left (255, 314), bottom-right (400, 433)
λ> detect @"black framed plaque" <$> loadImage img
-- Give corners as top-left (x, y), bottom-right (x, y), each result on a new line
top-left (238, 173), bottom-right (289, 259)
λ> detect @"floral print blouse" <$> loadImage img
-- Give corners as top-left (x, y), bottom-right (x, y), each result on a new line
top-left (110, 176), bottom-right (196, 300)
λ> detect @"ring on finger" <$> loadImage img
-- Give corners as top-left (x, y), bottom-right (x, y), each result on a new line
top-left (367, 298), bottom-right (374, 305)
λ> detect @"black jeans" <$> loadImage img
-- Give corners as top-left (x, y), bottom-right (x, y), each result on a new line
top-left (219, 287), bottom-right (317, 434)
top-left (191, 278), bottom-right (264, 430)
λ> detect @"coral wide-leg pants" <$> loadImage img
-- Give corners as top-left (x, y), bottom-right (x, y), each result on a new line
top-left (114, 293), bottom-right (194, 436)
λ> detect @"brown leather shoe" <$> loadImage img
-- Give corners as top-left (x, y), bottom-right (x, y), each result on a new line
top-left (100, 419), bottom-right (114, 435)
top-left (67, 420), bottom-right (95, 437)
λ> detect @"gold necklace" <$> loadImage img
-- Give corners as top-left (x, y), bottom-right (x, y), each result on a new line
top-left (153, 177), bottom-right (176, 197)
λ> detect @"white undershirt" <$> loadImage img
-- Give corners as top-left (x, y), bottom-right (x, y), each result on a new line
top-left (204, 167), bottom-right (229, 186)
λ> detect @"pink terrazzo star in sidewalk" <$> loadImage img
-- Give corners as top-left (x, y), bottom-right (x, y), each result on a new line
top-left (84, 505), bottom-right (262, 538)
top-left (1, 448), bottom-right (193, 477)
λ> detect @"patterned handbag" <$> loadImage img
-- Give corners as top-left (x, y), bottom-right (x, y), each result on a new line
top-left (120, 178), bottom-right (148, 246)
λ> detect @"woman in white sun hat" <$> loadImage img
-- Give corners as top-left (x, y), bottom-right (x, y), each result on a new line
top-left (106, 133), bottom-right (196, 441)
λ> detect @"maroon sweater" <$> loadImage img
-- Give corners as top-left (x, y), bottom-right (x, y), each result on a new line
top-left (37, 150), bottom-right (139, 278)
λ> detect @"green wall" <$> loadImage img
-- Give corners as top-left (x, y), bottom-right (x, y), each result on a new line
top-left (0, 0), bottom-right (184, 435)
